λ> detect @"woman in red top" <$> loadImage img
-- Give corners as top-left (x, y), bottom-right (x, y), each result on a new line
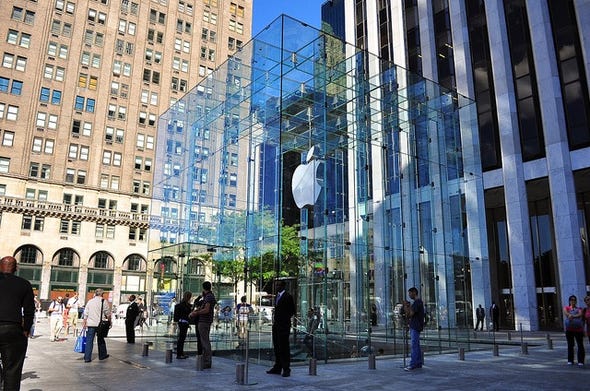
top-left (563, 295), bottom-right (585, 366)
top-left (584, 296), bottom-right (590, 344)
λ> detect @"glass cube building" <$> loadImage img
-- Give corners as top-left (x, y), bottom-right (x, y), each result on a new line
top-left (151, 15), bottom-right (486, 360)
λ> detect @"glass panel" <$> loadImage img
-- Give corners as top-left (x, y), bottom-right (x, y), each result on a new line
top-left (149, 15), bottom-right (481, 363)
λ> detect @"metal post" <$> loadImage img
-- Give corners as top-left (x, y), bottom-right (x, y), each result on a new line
top-left (165, 346), bottom-right (173, 363)
top-left (547, 333), bottom-right (553, 350)
top-left (309, 358), bottom-right (317, 375)
top-left (521, 342), bottom-right (528, 355)
top-left (142, 343), bottom-right (149, 356)
top-left (368, 353), bottom-right (376, 370)
top-left (493, 344), bottom-right (499, 356)
top-left (459, 347), bottom-right (465, 361)
top-left (236, 363), bottom-right (245, 385)
top-left (507, 331), bottom-right (511, 341)
top-left (196, 355), bottom-right (203, 371)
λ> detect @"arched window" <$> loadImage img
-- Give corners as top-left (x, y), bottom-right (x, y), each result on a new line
top-left (124, 254), bottom-right (146, 271)
top-left (90, 251), bottom-right (114, 269)
top-left (16, 245), bottom-right (42, 264)
top-left (53, 248), bottom-right (80, 267)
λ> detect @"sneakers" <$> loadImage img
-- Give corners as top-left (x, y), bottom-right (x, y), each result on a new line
top-left (568, 362), bottom-right (573, 365)
top-left (578, 363), bottom-right (584, 367)
top-left (404, 364), bottom-right (423, 371)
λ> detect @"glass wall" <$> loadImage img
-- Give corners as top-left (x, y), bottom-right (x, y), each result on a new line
top-left (151, 16), bottom-right (483, 363)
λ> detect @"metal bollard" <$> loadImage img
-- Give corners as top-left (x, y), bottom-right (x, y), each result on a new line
top-left (521, 342), bottom-right (528, 355)
top-left (309, 358), bottom-right (317, 376)
top-left (507, 331), bottom-right (511, 341)
top-left (493, 344), bottom-right (499, 356)
top-left (195, 355), bottom-right (204, 371)
top-left (459, 347), bottom-right (465, 361)
top-left (368, 353), bottom-right (376, 370)
top-left (142, 343), bottom-right (149, 356)
top-left (165, 347), bottom-right (173, 363)
top-left (547, 334), bottom-right (553, 350)
top-left (236, 363), bottom-right (245, 385)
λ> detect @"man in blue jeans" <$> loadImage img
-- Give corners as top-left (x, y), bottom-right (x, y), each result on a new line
top-left (82, 289), bottom-right (111, 363)
top-left (403, 287), bottom-right (424, 371)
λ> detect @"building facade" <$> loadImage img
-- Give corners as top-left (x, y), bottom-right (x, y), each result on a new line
top-left (324, 0), bottom-right (590, 330)
top-left (0, 0), bottom-right (252, 306)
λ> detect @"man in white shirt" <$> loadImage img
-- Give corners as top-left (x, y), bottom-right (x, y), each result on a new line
top-left (82, 289), bottom-right (111, 363)
top-left (47, 296), bottom-right (65, 341)
top-left (66, 292), bottom-right (81, 335)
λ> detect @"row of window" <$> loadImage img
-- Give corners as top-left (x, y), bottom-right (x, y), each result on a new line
top-left (0, 78), bottom-right (23, 96)
top-left (2, 156), bottom-right (151, 194)
top-left (11, 6), bottom-right (36, 25)
top-left (51, 19), bottom-right (72, 37)
top-left (21, 216), bottom-right (146, 241)
top-left (2, 53), bottom-right (27, 72)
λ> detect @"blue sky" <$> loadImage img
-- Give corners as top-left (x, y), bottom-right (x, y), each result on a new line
top-left (252, 0), bottom-right (326, 36)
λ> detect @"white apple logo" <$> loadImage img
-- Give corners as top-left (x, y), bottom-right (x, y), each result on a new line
top-left (291, 146), bottom-right (322, 208)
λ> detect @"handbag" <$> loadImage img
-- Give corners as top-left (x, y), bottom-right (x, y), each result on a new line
top-left (97, 299), bottom-right (111, 338)
top-left (74, 330), bottom-right (86, 353)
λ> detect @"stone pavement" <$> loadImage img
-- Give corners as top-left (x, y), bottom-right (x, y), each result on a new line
top-left (20, 319), bottom-right (588, 391)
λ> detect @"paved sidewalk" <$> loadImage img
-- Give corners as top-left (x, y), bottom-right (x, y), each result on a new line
top-left (20, 320), bottom-right (587, 390)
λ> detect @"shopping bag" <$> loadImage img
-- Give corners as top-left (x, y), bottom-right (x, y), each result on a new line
top-left (74, 331), bottom-right (86, 353)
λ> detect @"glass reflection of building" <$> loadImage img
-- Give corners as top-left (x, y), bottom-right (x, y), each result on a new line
top-left (151, 15), bottom-right (486, 361)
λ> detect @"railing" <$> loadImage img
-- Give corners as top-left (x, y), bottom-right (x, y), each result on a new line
top-left (0, 195), bottom-right (149, 227)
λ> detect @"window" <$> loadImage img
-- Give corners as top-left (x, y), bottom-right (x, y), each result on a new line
top-left (113, 152), bottom-right (122, 166)
top-left (79, 146), bottom-right (89, 160)
top-left (2, 131), bottom-right (14, 147)
top-left (0, 157), bottom-right (10, 173)
top-left (65, 168), bottom-right (75, 183)
top-left (0, 78), bottom-right (8, 93)
top-left (40, 87), bottom-right (50, 102)
top-left (68, 144), bottom-right (78, 159)
top-left (2, 54), bottom-right (14, 69)
top-left (44, 139), bottom-right (54, 154)
top-left (41, 164), bottom-right (51, 179)
top-left (32, 137), bottom-right (42, 153)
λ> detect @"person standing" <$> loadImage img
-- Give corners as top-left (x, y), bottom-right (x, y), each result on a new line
top-left (82, 289), bottom-right (111, 363)
top-left (190, 281), bottom-right (216, 368)
top-left (174, 291), bottom-right (192, 359)
top-left (0, 256), bottom-right (35, 391)
top-left (190, 292), bottom-right (205, 356)
top-left (475, 304), bottom-right (485, 331)
top-left (47, 296), bottom-right (65, 341)
top-left (490, 301), bottom-right (500, 331)
top-left (236, 295), bottom-right (252, 339)
top-left (563, 295), bottom-right (585, 366)
top-left (583, 296), bottom-right (590, 344)
top-left (125, 295), bottom-right (140, 343)
top-left (266, 280), bottom-right (296, 377)
top-left (403, 287), bottom-right (424, 371)
top-left (66, 292), bottom-right (80, 335)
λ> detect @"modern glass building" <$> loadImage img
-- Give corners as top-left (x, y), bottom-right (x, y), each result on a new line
top-left (152, 14), bottom-right (485, 360)
top-left (330, 0), bottom-right (590, 332)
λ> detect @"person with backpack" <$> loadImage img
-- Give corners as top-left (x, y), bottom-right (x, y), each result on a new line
top-left (47, 296), bottom-right (65, 341)
top-left (403, 287), bottom-right (425, 371)
top-left (189, 282), bottom-right (216, 368)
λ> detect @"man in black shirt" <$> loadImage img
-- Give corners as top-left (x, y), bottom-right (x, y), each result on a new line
top-left (266, 280), bottom-right (296, 377)
top-left (125, 295), bottom-right (140, 343)
top-left (0, 256), bottom-right (35, 390)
